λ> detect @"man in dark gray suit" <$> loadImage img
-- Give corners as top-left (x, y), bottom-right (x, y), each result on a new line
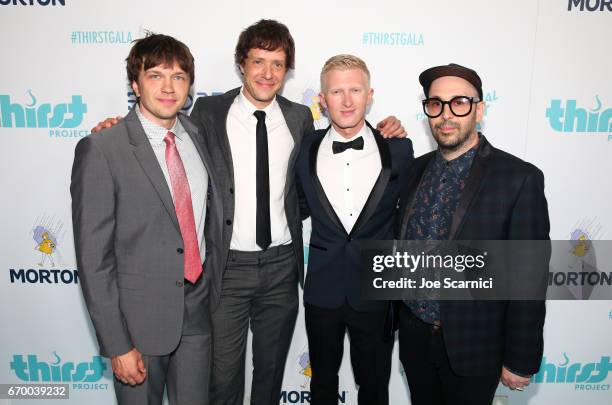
top-left (189, 19), bottom-right (311, 405)
top-left (190, 20), bottom-right (405, 405)
top-left (71, 34), bottom-right (221, 405)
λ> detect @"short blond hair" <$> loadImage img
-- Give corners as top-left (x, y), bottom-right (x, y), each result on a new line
top-left (320, 54), bottom-right (371, 91)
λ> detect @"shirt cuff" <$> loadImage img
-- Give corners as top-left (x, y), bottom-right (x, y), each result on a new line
top-left (504, 366), bottom-right (531, 378)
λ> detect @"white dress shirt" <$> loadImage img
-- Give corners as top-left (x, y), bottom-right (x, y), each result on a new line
top-left (226, 88), bottom-right (294, 251)
top-left (135, 105), bottom-right (208, 260)
top-left (317, 124), bottom-right (381, 233)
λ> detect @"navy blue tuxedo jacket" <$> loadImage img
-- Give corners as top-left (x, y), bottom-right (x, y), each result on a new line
top-left (296, 123), bottom-right (414, 312)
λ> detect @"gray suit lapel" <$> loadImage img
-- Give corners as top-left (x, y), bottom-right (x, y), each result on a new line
top-left (179, 114), bottom-right (214, 181)
top-left (212, 88), bottom-right (240, 185)
top-left (125, 109), bottom-right (180, 232)
top-left (278, 96), bottom-right (303, 197)
top-left (278, 95), bottom-right (302, 145)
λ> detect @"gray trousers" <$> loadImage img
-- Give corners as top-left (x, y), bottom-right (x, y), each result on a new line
top-left (113, 275), bottom-right (212, 405)
top-left (210, 244), bottom-right (299, 405)
top-left (113, 333), bottom-right (211, 405)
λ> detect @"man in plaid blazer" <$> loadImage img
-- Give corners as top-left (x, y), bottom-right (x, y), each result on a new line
top-left (395, 64), bottom-right (549, 405)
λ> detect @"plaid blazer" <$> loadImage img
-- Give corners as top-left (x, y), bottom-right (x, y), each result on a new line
top-left (395, 134), bottom-right (550, 376)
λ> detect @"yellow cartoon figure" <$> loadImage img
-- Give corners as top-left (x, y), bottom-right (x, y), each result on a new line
top-left (298, 351), bottom-right (312, 388)
top-left (309, 95), bottom-right (322, 121)
top-left (572, 234), bottom-right (588, 258)
top-left (302, 89), bottom-right (323, 123)
top-left (35, 230), bottom-right (56, 267)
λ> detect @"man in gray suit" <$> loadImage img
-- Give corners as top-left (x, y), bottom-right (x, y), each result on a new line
top-left (71, 34), bottom-right (221, 405)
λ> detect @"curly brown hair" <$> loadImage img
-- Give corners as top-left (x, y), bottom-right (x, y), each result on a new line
top-left (126, 33), bottom-right (195, 85)
top-left (234, 19), bottom-right (295, 70)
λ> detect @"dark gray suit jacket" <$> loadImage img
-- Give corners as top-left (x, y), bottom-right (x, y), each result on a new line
top-left (71, 108), bottom-right (222, 358)
top-left (189, 87), bottom-right (314, 312)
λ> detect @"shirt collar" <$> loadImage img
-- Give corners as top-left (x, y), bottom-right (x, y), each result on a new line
top-left (434, 142), bottom-right (478, 176)
top-left (237, 86), bottom-right (279, 120)
top-left (135, 104), bottom-right (185, 145)
top-left (328, 122), bottom-right (371, 144)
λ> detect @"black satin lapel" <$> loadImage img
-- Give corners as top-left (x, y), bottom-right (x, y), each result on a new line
top-left (350, 133), bottom-right (391, 237)
top-left (128, 119), bottom-right (180, 232)
top-left (309, 133), bottom-right (346, 233)
top-left (398, 154), bottom-right (434, 239)
top-left (448, 142), bottom-right (491, 240)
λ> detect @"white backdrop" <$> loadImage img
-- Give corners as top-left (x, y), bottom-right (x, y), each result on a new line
top-left (1, 0), bottom-right (611, 404)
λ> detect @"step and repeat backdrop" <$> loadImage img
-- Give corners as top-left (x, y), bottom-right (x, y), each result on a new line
top-left (1, 0), bottom-right (611, 404)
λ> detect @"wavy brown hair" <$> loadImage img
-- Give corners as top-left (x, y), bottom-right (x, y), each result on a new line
top-left (234, 19), bottom-right (295, 70)
top-left (126, 33), bottom-right (195, 85)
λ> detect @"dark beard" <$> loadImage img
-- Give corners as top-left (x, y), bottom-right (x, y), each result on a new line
top-left (432, 120), bottom-right (471, 152)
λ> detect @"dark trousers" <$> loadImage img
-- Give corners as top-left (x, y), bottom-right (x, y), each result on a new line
top-left (210, 244), bottom-right (299, 405)
top-left (398, 305), bottom-right (501, 405)
top-left (305, 302), bottom-right (393, 405)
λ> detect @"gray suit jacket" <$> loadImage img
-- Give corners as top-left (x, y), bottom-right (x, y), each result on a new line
top-left (189, 87), bottom-right (314, 312)
top-left (71, 108), bottom-right (222, 358)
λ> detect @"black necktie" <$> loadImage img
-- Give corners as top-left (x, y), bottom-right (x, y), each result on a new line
top-left (253, 110), bottom-right (271, 250)
top-left (332, 136), bottom-right (364, 154)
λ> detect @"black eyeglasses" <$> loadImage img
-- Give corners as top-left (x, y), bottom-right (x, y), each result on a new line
top-left (422, 96), bottom-right (480, 118)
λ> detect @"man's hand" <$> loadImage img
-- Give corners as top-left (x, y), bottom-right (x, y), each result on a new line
top-left (91, 116), bottom-right (123, 133)
top-left (376, 116), bottom-right (407, 138)
top-left (111, 348), bottom-right (147, 386)
top-left (500, 366), bottom-right (531, 391)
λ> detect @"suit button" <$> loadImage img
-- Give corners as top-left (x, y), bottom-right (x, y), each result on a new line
top-left (229, 187), bottom-right (234, 194)
top-left (176, 281), bottom-right (184, 287)
top-left (226, 219), bottom-right (232, 225)
top-left (346, 236), bottom-right (352, 242)
top-left (177, 248), bottom-right (184, 254)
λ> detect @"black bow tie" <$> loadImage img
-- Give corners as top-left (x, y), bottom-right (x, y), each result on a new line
top-left (332, 136), bottom-right (364, 154)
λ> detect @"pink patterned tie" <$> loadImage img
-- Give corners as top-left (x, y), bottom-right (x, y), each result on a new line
top-left (164, 131), bottom-right (202, 284)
